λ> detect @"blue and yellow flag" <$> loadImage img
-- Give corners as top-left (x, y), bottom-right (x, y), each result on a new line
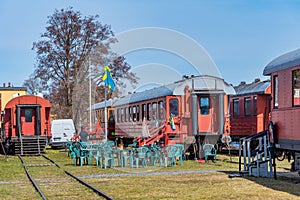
top-left (169, 114), bottom-right (176, 131)
top-left (102, 60), bottom-right (115, 91)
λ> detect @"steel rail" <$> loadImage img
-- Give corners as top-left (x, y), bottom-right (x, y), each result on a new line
top-left (18, 156), bottom-right (47, 200)
top-left (42, 155), bottom-right (114, 200)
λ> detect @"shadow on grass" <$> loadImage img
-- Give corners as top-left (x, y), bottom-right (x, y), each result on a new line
top-left (219, 170), bottom-right (300, 196)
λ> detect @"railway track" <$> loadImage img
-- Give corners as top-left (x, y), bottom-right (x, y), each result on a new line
top-left (18, 155), bottom-right (113, 200)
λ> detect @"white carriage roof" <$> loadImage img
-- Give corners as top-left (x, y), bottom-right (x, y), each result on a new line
top-left (263, 48), bottom-right (300, 75)
top-left (94, 75), bottom-right (235, 108)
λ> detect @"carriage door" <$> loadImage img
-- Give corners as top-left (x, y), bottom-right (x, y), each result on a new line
top-left (17, 105), bottom-right (41, 136)
top-left (166, 96), bottom-right (180, 129)
top-left (198, 95), bottom-right (219, 134)
top-left (20, 108), bottom-right (36, 135)
top-left (198, 95), bottom-right (221, 134)
top-left (198, 96), bottom-right (212, 133)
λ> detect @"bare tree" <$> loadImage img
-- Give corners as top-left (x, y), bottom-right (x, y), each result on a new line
top-left (23, 74), bottom-right (47, 95)
top-left (32, 7), bottom-right (137, 127)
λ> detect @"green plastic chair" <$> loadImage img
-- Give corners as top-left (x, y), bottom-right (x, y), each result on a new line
top-left (72, 142), bottom-right (89, 166)
top-left (134, 146), bottom-right (149, 168)
top-left (112, 147), bottom-right (122, 167)
top-left (87, 143), bottom-right (102, 166)
top-left (173, 144), bottom-right (184, 165)
top-left (66, 141), bottom-right (73, 157)
top-left (121, 148), bottom-right (134, 167)
top-left (102, 145), bottom-right (115, 169)
top-left (163, 145), bottom-right (177, 167)
top-left (148, 145), bottom-right (163, 167)
top-left (68, 143), bottom-right (77, 165)
top-left (203, 144), bottom-right (217, 163)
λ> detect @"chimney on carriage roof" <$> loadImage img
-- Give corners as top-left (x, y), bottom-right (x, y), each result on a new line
top-left (8, 82), bottom-right (11, 87)
top-left (182, 75), bottom-right (189, 79)
top-left (254, 78), bottom-right (260, 83)
top-left (2, 83), bottom-right (5, 87)
top-left (239, 81), bottom-right (246, 85)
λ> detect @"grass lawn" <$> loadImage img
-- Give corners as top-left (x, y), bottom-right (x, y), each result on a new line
top-left (0, 147), bottom-right (299, 199)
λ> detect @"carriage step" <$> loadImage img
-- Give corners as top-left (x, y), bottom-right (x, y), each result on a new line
top-left (13, 136), bottom-right (47, 155)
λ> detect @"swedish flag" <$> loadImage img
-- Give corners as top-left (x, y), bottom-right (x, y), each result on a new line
top-left (102, 60), bottom-right (115, 91)
top-left (169, 114), bottom-right (176, 131)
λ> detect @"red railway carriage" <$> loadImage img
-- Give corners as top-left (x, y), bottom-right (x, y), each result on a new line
top-left (229, 79), bottom-right (271, 140)
top-left (1, 95), bottom-right (51, 155)
top-left (92, 75), bottom-right (235, 159)
top-left (264, 49), bottom-right (300, 170)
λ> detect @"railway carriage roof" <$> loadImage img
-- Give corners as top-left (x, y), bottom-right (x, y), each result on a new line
top-left (92, 75), bottom-right (235, 108)
top-left (113, 84), bottom-right (177, 107)
top-left (263, 48), bottom-right (300, 75)
top-left (90, 99), bottom-right (114, 110)
top-left (232, 80), bottom-right (270, 97)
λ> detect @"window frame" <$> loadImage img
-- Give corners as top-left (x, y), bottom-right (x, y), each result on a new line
top-left (142, 104), bottom-right (146, 121)
top-left (147, 103), bottom-right (152, 121)
top-left (233, 99), bottom-right (239, 117)
top-left (199, 97), bottom-right (210, 115)
top-left (25, 109), bottom-right (33, 122)
top-left (244, 97), bottom-right (251, 116)
top-left (273, 75), bottom-right (278, 109)
top-left (253, 96), bottom-right (257, 116)
top-left (293, 69), bottom-right (300, 107)
top-left (169, 98), bottom-right (179, 117)
top-left (158, 100), bottom-right (165, 120)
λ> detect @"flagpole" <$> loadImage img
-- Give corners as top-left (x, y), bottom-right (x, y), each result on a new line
top-left (102, 59), bottom-right (114, 142)
top-left (89, 60), bottom-right (92, 132)
top-left (104, 85), bottom-right (108, 142)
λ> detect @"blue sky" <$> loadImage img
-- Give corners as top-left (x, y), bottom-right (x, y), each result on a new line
top-left (1, 0), bottom-right (300, 89)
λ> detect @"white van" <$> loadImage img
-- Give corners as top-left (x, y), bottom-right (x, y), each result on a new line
top-left (50, 119), bottom-right (76, 148)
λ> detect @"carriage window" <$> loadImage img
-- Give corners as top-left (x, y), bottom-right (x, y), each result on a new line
top-left (124, 107), bottom-right (128, 122)
top-left (233, 99), bottom-right (239, 117)
top-left (25, 109), bottom-right (32, 122)
top-left (273, 75), bottom-right (278, 108)
top-left (109, 109), bottom-right (115, 121)
top-left (120, 108), bottom-right (124, 122)
top-left (147, 103), bottom-right (151, 121)
top-left (101, 110), bottom-right (105, 122)
top-left (136, 105), bottom-right (140, 122)
top-left (152, 102), bottom-right (157, 120)
top-left (244, 97), bottom-right (251, 116)
top-left (169, 98), bottom-right (178, 116)
top-left (95, 110), bottom-right (100, 120)
top-left (129, 106), bottom-right (132, 122)
top-left (142, 104), bottom-right (146, 120)
top-left (132, 106), bottom-right (136, 122)
top-left (293, 70), bottom-right (300, 106)
top-left (96, 110), bottom-right (100, 121)
top-left (132, 106), bottom-right (139, 122)
top-left (117, 108), bottom-right (121, 123)
top-left (158, 100), bottom-right (165, 120)
top-left (200, 97), bottom-right (210, 115)
top-left (253, 96), bottom-right (257, 116)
